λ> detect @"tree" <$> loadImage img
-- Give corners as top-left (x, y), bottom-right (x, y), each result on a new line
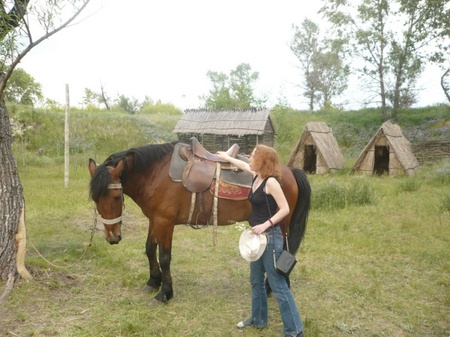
top-left (3, 67), bottom-right (43, 106)
top-left (320, 0), bottom-right (450, 120)
top-left (82, 84), bottom-right (111, 110)
top-left (202, 63), bottom-right (265, 109)
top-left (0, 0), bottom-right (91, 301)
top-left (229, 63), bottom-right (260, 108)
top-left (290, 18), bottom-right (349, 110)
top-left (290, 19), bottom-right (321, 110)
top-left (312, 51), bottom-right (349, 109)
top-left (115, 94), bottom-right (142, 114)
top-left (203, 70), bottom-right (235, 109)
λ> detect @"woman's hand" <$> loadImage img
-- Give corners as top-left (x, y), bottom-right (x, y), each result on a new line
top-left (216, 151), bottom-right (230, 161)
top-left (252, 222), bottom-right (271, 235)
top-left (216, 151), bottom-right (252, 173)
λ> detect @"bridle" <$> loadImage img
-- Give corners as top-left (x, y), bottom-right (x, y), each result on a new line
top-left (100, 182), bottom-right (124, 225)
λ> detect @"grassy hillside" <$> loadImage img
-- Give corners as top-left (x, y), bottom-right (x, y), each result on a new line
top-left (1, 104), bottom-right (449, 336)
top-left (9, 103), bottom-right (449, 166)
top-left (271, 104), bottom-right (450, 162)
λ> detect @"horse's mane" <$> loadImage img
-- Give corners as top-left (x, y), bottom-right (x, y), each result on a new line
top-left (90, 141), bottom-right (177, 201)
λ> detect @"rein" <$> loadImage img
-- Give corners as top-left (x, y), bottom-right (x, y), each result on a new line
top-left (27, 206), bottom-right (98, 269)
top-left (99, 183), bottom-right (124, 225)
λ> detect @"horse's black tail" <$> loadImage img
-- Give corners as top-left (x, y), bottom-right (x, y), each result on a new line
top-left (287, 168), bottom-right (311, 254)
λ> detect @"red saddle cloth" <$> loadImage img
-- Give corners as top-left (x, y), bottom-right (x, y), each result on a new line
top-left (210, 178), bottom-right (250, 200)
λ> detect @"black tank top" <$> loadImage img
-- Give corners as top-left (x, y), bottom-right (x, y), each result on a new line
top-left (248, 176), bottom-right (278, 227)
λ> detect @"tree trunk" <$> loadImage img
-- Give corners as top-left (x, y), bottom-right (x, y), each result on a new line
top-left (0, 92), bottom-right (24, 283)
top-left (441, 69), bottom-right (450, 103)
top-left (379, 69), bottom-right (388, 122)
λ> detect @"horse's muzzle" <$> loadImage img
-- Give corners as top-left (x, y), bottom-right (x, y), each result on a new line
top-left (106, 235), bottom-right (122, 245)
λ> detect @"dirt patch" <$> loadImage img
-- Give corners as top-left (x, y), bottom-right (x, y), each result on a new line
top-left (0, 267), bottom-right (82, 336)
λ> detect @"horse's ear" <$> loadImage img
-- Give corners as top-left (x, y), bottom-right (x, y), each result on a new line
top-left (88, 159), bottom-right (97, 177)
top-left (112, 159), bottom-right (126, 179)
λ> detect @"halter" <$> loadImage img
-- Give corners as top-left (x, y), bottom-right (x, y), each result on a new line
top-left (100, 183), bottom-right (124, 225)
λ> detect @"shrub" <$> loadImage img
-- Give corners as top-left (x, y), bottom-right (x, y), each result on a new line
top-left (395, 177), bottom-right (422, 193)
top-left (312, 178), bottom-right (374, 210)
top-left (437, 194), bottom-right (450, 214)
top-left (426, 165), bottom-right (450, 186)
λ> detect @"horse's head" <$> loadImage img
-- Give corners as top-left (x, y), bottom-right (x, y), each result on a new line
top-left (88, 158), bottom-right (126, 245)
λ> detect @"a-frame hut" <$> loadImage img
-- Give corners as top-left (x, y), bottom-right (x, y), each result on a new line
top-left (288, 121), bottom-right (344, 174)
top-left (173, 108), bottom-right (275, 154)
top-left (351, 121), bottom-right (420, 176)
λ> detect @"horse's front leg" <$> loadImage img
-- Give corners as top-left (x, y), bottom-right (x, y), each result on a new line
top-left (143, 223), bottom-right (162, 293)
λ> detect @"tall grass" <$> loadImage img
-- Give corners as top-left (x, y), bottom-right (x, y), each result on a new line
top-left (311, 177), bottom-right (374, 211)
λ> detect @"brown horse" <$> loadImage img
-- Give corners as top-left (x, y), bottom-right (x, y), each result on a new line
top-left (88, 141), bottom-right (311, 303)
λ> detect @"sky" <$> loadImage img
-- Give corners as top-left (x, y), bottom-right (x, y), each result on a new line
top-left (18, 0), bottom-right (447, 110)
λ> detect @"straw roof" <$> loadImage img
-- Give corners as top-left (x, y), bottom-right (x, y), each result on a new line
top-left (288, 121), bottom-right (344, 171)
top-left (351, 121), bottom-right (420, 175)
top-left (173, 109), bottom-right (273, 137)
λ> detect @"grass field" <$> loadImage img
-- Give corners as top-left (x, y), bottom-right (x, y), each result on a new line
top-left (0, 156), bottom-right (449, 336)
top-left (1, 105), bottom-right (449, 336)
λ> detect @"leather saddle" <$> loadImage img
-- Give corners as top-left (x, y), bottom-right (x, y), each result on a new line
top-left (169, 137), bottom-right (252, 194)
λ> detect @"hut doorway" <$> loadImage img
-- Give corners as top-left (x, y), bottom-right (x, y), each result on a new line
top-left (374, 145), bottom-right (389, 175)
top-left (304, 145), bottom-right (317, 174)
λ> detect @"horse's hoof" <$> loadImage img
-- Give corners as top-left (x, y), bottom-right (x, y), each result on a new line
top-left (142, 285), bottom-right (158, 293)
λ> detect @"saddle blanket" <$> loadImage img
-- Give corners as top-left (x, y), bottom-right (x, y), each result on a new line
top-left (210, 178), bottom-right (250, 200)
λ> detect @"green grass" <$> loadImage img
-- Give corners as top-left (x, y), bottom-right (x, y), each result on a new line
top-left (1, 106), bottom-right (449, 336)
top-left (0, 157), bottom-right (448, 336)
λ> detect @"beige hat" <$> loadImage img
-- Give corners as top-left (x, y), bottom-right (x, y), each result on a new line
top-left (239, 229), bottom-right (267, 262)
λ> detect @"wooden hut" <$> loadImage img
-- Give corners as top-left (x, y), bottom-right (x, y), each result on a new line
top-left (173, 108), bottom-right (275, 154)
top-left (351, 121), bottom-right (420, 176)
top-left (288, 121), bottom-right (344, 174)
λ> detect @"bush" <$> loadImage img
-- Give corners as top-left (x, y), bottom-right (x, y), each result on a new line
top-left (425, 160), bottom-right (450, 186)
top-left (312, 178), bottom-right (374, 210)
top-left (395, 177), bottom-right (422, 194)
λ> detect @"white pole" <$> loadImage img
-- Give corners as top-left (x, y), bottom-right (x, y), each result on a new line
top-left (64, 84), bottom-right (70, 188)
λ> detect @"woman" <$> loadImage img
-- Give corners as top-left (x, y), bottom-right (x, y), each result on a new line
top-left (217, 144), bottom-right (304, 337)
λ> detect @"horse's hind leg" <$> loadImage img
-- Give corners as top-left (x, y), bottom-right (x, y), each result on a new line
top-left (142, 225), bottom-right (162, 293)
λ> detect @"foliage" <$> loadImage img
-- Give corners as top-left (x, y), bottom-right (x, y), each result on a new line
top-left (290, 19), bottom-right (349, 110)
top-left (2, 67), bottom-right (43, 106)
top-left (114, 94), bottom-right (142, 114)
top-left (437, 193), bottom-right (450, 214)
top-left (395, 176), bottom-right (422, 194)
top-left (1, 104), bottom-right (449, 336)
top-left (202, 63), bottom-right (266, 109)
top-left (0, 0), bottom-right (91, 96)
top-left (81, 90), bottom-right (183, 116)
top-left (320, 0), bottom-right (450, 120)
top-left (1, 146), bottom-right (448, 336)
top-left (311, 178), bottom-right (374, 210)
top-left (10, 109), bottom-right (179, 166)
top-left (141, 97), bottom-right (183, 115)
top-left (423, 159), bottom-right (450, 187)
top-left (271, 104), bottom-right (449, 162)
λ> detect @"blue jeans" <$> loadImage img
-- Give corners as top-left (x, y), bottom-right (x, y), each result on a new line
top-left (248, 225), bottom-right (303, 336)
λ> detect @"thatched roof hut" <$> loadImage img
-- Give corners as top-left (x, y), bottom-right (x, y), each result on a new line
top-left (173, 108), bottom-right (275, 154)
top-left (351, 121), bottom-right (420, 176)
top-left (288, 122), bottom-right (344, 174)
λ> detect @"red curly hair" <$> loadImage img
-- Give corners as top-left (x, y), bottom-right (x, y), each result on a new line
top-left (251, 144), bottom-right (282, 181)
